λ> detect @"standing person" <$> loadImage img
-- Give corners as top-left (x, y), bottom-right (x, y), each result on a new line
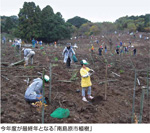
top-left (125, 46), bottom-right (128, 53)
top-left (98, 45), bottom-right (103, 56)
top-left (54, 41), bottom-right (57, 48)
top-left (24, 75), bottom-right (50, 103)
top-left (39, 41), bottom-right (42, 46)
top-left (105, 45), bottom-right (107, 53)
top-left (15, 39), bottom-right (21, 54)
top-left (129, 41), bottom-right (131, 47)
top-left (109, 39), bottom-right (112, 51)
top-left (120, 46), bottom-right (123, 54)
top-left (120, 41), bottom-right (122, 46)
top-left (133, 48), bottom-right (136, 56)
top-left (22, 48), bottom-right (35, 66)
top-left (62, 43), bottom-right (75, 68)
top-left (2, 36), bottom-right (6, 44)
top-left (91, 45), bottom-right (94, 53)
top-left (32, 38), bottom-right (35, 48)
top-left (116, 48), bottom-right (119, 54)
top-left (80, 60), bottom-right (94, 102)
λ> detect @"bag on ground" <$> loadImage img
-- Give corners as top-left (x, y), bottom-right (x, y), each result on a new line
top-left (50, 108), bottom-right (70, 119)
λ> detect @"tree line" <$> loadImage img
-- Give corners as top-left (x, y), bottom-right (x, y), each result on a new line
top-left (68, 14), bottom-right (150, 36)
top-left (1, 1), bottom-right (150, 42)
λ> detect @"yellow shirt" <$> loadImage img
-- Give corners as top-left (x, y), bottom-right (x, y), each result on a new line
top-left (80, 67), bottom-right (92, 87)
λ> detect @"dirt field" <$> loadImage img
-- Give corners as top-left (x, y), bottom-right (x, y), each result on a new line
top-left (1, 32), bottom-right (150, 123)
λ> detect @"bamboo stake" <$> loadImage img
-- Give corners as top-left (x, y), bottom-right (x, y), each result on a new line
top-left (9, 59), bottom-right (24, 67)
top-left (99, 79), bottom-right (118, 85)
top-left (57, 80), bottom-right (72, 83)
top-left (131, 70), bottom-right (137, 123)
top-left (137, 78), bottom-right (140, 86)
top-left (1, 75), bottom-right (9, 81)
top-left (49, 63), bottom-right (52, 103)
top-left (104, 64), bottom-right (108, 100)
top-left (139, 89), bottom-right (145, 123)
top-left (42, 68), bottom-right (45, 124)
top-left (15, 76), bottom-right (39, 77)
top-left (112, 72), bottom-right (120, 77)
top-left (147, 69), bottom-right (149, 98)
top-left (90, 53), bottom-right (94, 64)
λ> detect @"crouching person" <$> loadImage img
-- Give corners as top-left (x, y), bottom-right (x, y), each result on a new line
top-left (22, 48), bottom-right (35, 66)
top-left (24, 75), bottom-right (50, 103)
top-left (80, 60), bottom-right (94, 102)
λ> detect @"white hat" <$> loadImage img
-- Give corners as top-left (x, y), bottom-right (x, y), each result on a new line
top-left (44, 75), bottom-right (50, 82)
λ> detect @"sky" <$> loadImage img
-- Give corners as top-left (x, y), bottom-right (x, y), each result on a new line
top-left (1, 0), bottom-right (150, 22)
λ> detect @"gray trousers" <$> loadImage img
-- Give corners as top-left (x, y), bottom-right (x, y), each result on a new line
top-left (25, 51), bottom-right (35, 65)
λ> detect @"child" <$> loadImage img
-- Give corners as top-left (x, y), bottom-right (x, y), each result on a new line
top-left (80, 60), bottom-right (94, 102)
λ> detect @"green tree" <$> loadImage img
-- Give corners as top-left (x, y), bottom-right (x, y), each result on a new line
top-left (67, 16), bottom-right (90, 28)
top-left (18, 2), bottom-right (42, 41)
top-left (127, 22), bottom-right (137, 32)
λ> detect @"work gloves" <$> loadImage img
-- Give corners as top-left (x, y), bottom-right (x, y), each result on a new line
top-left (82, 69), bottom-right (95, 78)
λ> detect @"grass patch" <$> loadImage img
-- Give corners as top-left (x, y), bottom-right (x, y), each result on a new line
top-left (25, 66), bottom-right (35, 69)
top-left (54, 57), bottom-right (58, 61)
top-left (120, 70), bottom-right (124, 74)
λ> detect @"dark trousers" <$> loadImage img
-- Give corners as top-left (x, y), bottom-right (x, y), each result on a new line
top-left (99, 52), bottom-right (102, 56)
top-left (66, 57), bottom-right (71, 67)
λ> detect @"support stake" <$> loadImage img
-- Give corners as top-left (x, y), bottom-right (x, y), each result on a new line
top-left (104, 64), bottom-right (108, 100)
top-left (139, 89), bottom-right (145, 123)
top-left (49, 63), bottom-right (52, 103)
top-left (131, 70), bottom-right (137, 123)
top-left (42, 68), bottom-right (45, 123)
top-left (147, 69), bottom-right (149, 98)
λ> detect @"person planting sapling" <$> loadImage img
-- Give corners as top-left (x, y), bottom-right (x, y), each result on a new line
top-left (80, 60), bottom-right (94, 102)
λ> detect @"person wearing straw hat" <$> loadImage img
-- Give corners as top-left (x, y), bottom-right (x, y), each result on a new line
top-left (62, 43), bottom-right (75, 68)
top-left (80, 60), bottom-right (94, 102)
top-left (22, 48), bottom-right (35, 66)
top-left (24, 75), bottom-right (50, 103)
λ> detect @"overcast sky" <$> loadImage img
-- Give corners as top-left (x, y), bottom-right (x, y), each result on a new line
top-left (1, 0), bottom-right (150, 22)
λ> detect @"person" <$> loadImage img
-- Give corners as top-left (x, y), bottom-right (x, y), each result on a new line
top-left (120, 41), bottom-right (122, 46)
top-left (39, 41), bottom-right (42, 46)
top-left (125, 46), bottom-right (128, 53)
top-left (91, 45), bottom-right (94, 53)
top-left (80, 60), bottom-right (94, 102)
top-left (24, 75), bottom-right (50, 103)
top-left (62, 43), bottom-right (75, 68)
top-left (98, 46), bottom-right (102, 56)
top-left (120, 46), bottom-right (124, 54)
top-left (133, 48), bottom-right (136, 56)
top-left (54, 41), bottom-right (57, 48)
top-left (22, 48), bottom-right (35, 66)
top-left (14, 39), bottom-right (21, 54)
top-left (32, 38), bottom-right (35, 48)
top-left (109, 39), bottom-right (112, 50)
top-left (105, 45), bottom-right (107, 53)
top-left (73, 43), bottom-right (78, 51)
top-left (129, 41), bottom-right (131, 46)
top-left (116, 48), bottom-right (119, 54)
top-left (2, 36), bottom-right (6, 44)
